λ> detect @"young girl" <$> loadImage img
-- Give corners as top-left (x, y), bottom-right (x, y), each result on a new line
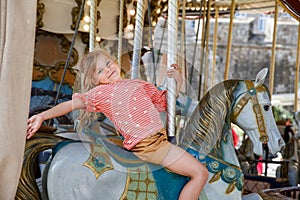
top-left (27, 49), bottom-right (208, 199)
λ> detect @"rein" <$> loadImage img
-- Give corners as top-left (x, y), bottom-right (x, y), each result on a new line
top-left (233, 80), bottom-right (268, 143)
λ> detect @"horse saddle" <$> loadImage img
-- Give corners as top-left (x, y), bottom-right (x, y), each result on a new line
top-left (93, 136), bottom-right (147, 167)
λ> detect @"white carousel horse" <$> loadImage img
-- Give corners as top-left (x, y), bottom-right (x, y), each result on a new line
top-left (16, 68), bottom-right (285, 200)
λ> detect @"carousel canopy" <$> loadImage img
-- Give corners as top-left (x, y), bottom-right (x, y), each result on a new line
top-left (37, 0), bottom-right (300, 41)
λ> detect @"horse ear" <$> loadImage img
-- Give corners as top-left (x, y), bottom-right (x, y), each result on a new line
top-left (254, 68), bottom-right (268, 86)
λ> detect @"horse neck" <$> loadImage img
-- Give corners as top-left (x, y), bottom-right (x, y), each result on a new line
top-left (219, 129), bottom-right (241, 166)
top-left (179, 80), bottom-right (239, 160)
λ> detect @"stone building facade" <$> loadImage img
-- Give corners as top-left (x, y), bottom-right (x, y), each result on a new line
top-left (209, 13), bottom-right (299, 95)
top-left (153, 12), bottom-right (299, 105)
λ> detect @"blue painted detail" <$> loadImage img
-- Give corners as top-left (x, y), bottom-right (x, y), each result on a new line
top-left (53, 140), bottom-right (81, 155)
top-left (248, 88), bottom-right (256, 96)
top-left (148, 164), bottom-right (188, 200)
top-left (95, 156), bottom-right (106, 168)
top-left (32, 77), bottom-right (73, 94)
top-left (30, 77), bottom-right (72, 110)
top-left (187, 148), bottom-right (243, 191)
top-left (176, 95), bottom-right (192, 116)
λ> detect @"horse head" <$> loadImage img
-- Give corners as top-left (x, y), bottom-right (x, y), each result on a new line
top-left (232, 68), bottom-right (285, 156)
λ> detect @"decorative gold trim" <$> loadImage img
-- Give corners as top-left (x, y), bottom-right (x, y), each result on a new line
top-left (120, 168), bottom-right (131, 199)
top-left (120, 165), bottom-right (158, 199)
top-left (226, 181), bottom-right (237, 194)
top-left (83, 144), bottom-right (114, 179)
top-left (36, 0), bottom-right (45, 29)
top-left (209, 171), bottom-right (221, 183)
top-left (233, 80), bottom-right (268, 143)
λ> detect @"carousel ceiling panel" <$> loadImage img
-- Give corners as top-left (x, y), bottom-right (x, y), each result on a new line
top-left (39, 0), bottom-right (120, 39)
top-left (189, 0), bottom-right (298, 15)
top-left (40, 0), bottom-right (77, 34)
top-left (97, 0), bottom-right (120, 39)
top-left (234, 0), bottom-right (276, 13)
top-left (182, 0), bottom-right (277, 13)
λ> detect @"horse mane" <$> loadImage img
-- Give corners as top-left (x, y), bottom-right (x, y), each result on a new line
top-left (179, 80), bottom-right (239, 155)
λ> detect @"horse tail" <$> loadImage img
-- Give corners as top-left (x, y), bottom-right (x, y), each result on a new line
top-left (15, 131), bottom-right (65, 200)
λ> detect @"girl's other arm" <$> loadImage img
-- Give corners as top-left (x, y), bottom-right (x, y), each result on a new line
top-left (167, 63), bottom-right (183, 96)
top-left (26, 99), bottom-right (85, 139)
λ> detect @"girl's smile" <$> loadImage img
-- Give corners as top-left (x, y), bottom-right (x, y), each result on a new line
top-left (93, 56), bottom-right (122, 85)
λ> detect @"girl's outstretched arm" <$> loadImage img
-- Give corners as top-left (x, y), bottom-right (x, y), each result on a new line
top-left (26, 99), bottom-right (85, 139)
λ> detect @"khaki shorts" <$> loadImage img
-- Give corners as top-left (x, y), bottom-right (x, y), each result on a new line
top-left (131, 129), bottom-right (171, 164)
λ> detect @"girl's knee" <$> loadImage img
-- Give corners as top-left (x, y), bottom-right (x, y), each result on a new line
top-left (196, 165), bottom-right (208, 180)
top-left (202, 167), bottom-right (209, 179)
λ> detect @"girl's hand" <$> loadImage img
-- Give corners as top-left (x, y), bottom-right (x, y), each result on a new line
top-left (167, 64), bottom-right (182, 83)
top-left (167, 64), bottom-right (183, 95)
top-left (26, 115), bottom-right (44, 139)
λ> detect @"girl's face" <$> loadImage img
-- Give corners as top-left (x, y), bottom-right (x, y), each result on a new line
top-left (92, 55), bottom-right (122, 85)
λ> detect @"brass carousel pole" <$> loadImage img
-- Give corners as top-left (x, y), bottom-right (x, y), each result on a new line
top-left (294, 23), bottom-right (300, 111)
top-left (89, 0), bottom-right (96, 52)
top-left (212, 6), bottom-right (219, 86)
top-left (167, 0), bottom-right (178, 138)
top-left (203, 0), bottom-right (211, 93)
top-left (269, 2), bottom-right (278, 97)
top-left (224, 0), bottom-right (236, 80)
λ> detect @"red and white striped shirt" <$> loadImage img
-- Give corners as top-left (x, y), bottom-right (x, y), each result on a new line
top-left (72, 79), bottom-right (167, 150)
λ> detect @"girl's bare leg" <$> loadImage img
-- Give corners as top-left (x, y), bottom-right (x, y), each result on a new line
top-left (160, 144), bottom-right (208, 200)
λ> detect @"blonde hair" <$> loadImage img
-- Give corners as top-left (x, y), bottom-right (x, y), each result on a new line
top-left (75, 49), bottom-right (116, 133)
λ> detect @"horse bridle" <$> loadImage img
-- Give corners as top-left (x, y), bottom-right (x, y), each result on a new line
top-left (233, 80), bottom-right (269, 144)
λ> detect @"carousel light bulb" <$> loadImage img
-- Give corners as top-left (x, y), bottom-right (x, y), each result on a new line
top-left (83, 16), bottom-right (90, 23)
top-left (83, 24), bottom-right (90, 32)
top-left (156, 8), bottom-right (161, 14)
top-left (86, 0), bottom-right (91, 6)
top-left (127, 24), bottom-right (134, 30)
top-left (152, 21), bottom-right (156, 26)
top-left (129, 9), bottom-right (135, 16)
top-left (96, 36), bottom-right (101, 42)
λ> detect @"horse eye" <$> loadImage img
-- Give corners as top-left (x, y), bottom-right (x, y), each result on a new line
top-left (263, 105), bottom-right (270, 111)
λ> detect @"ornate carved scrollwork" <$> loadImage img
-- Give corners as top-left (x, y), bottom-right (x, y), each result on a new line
top-left (71, 0), bottom-right (102, 31)
top-left (15, 132), bottom-right (65, 200)
top-left (36, 0), bottom-right (45, 29)
top-left (33, 30), bottom-right (79, 87)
